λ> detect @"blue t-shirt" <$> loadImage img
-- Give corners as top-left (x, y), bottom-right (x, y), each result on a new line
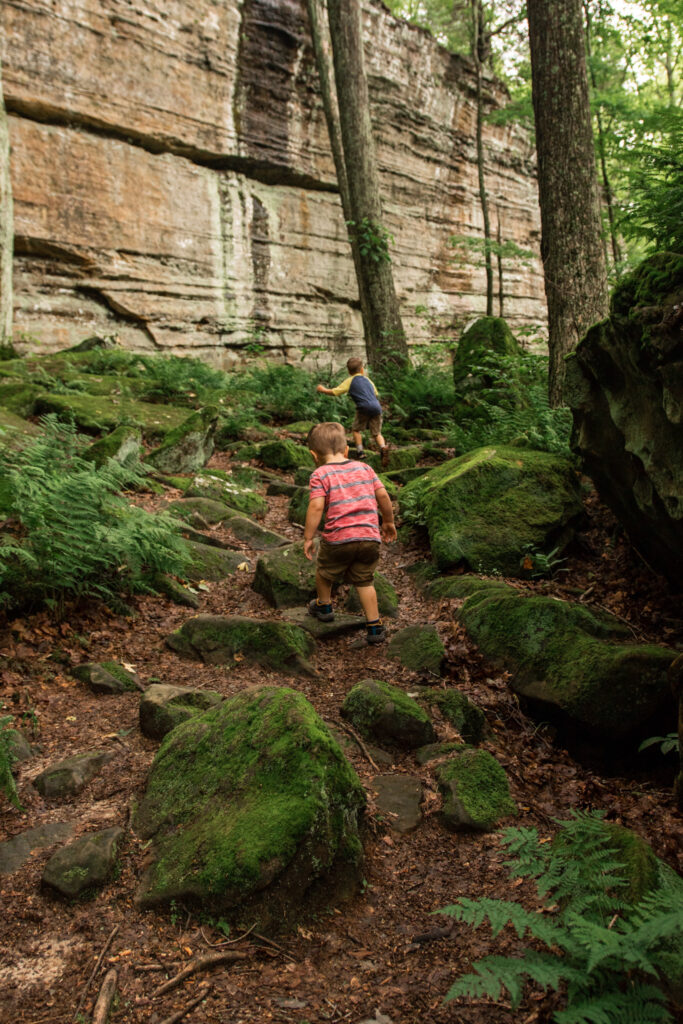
top-left (348, 375), bottom-right (381, 415)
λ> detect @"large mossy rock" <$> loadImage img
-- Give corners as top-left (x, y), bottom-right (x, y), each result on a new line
top-left (33, 391), bottom-right (190, 439)
top-left (342, 679), bottom-right (436, 749)
top-left (83, 426), bottom-right (141, 468)
top-left (166, 614), bottom-right (316, 675)
top-left (387, 625), bottom-right (445, 675)
top-left (417, 687), bottom-right (486, 744)
top-left (453, 317), bottom-right (524, 419)
top-left (435, 747), bottom-right (517, 831)
top-left (186, 470), bottom-right (268, 519)
top-left (140, 683), bottom-right (223, 740)
top-left (260, 440), bottom-right (314, 471)
top-left (186, 541), bottom-right (243, 582)
top-left (566, 252), bottom-right (683, 584)
top-left (344, 572), bottom-right (399, 618)
top-left (134, 687), bottom-right (366, 930)
top-left (459, 589), bottom-right (676, 739)
top-left (399, 446), bottom-right (583, 574)
top-left (253, 543), bottom-right (316, 608)
top-left (146, 407), bottom-right (219, 474)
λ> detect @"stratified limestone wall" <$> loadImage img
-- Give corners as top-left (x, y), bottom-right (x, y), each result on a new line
top-left (0, 60), bottom-right (12, 343)
top-left (0, 0), bottom-right (545, 367)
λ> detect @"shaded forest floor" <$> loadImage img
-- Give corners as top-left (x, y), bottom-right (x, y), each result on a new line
top-left (1, 448), bottom-right (682, 1024)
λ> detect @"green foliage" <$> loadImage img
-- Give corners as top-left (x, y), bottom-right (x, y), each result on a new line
top-left (449, 352), bottom-right (572, 455)
top-left (374, 346), bottom-right (455, 428)
top-left (78, 350), bottom-right (230, 406)
top-left (0, 717), bottom-right (23, 809)
top-left (638, 733), bottom-right (679, 757)
top-left (618, 108), bottom-right (683, 255)
top-left (228, 363), bottom-right (348, 425)
top-left (439, 811), bottom-right (682, 1021)
top-left (0, 417), bottom-right (191, 614)
top-left (346, 217), bottom-right (394, 264)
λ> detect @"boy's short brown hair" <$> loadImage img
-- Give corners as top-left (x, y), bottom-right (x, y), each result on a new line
top-left (307, 422), bottom-right (347, 456)
top-left (347, 356), bottom-right (364, 375)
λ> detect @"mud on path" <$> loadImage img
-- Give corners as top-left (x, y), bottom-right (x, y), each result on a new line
top-left (1, 452), bottom-right (681, 1024)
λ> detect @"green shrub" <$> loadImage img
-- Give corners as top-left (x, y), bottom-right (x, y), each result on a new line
top-left (439, 810), bottom-right (683, 1022)
top-left (229, 363), bottom-right (348, 425)
top-left (76, 350), bottom-right (230, 406)
top-left (0, 717), bottom-right (22, 809)
top-left (0, 418), bottom-right (191, 613)
top-left (375, 348), bottom-right (455, 428)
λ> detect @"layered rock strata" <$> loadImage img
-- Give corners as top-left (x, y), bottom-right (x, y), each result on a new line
top-left (0, 0), bottom-right (544, 365)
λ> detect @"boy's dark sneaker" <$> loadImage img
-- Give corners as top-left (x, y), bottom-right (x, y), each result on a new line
top-left (380, 445), bottom-right (390, 468)
top-left (365, 621), bottom-right (386, 644)
top-left (355, 449), bottom-right (366, 461)
top-left (308, 599), bottom-right (334, 622)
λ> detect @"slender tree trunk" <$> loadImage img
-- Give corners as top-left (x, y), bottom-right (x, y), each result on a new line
top-left (305, 0), bottom-right (371, 337)
top-left (472, 0), bottom-right (494, 316)
top-left (496, 215), bottom-right (504, 317)
top-left (584, 1), bottom-right (623, 277)
top-left (0, 60), bottom-right (13, 344)
top-left (527, 0), bottom-right (609, 407)
top-left (326, 0), bottom-right (408, 366)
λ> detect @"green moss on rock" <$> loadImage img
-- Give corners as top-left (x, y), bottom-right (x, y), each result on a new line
top-left (453, 318), bottom-right (522, 386)
top-left (342, 679), bottom-right (436, 749)
top-left (166, 614), bottom-right (316, 675)
top-left (399, 446), bottom-right (583, 574)
top-left (83, 426), bottom-right (141, 468)
top-left (345, 572), bottom-right (399, 618)
top-left (186, 541), bottom-right (243, 582)
top-left (459, 590), bottom-right (675, 738)
top-left (424, 576), bottom-right (516, 601)
top-left (436, 747), bottom-right (517, 831)
top-left (140, 683), bottom-right (223, 740)
top-left (260, 440), bottom-right (314, 471)
top-left (419, 688), bottom-right (486, 744)
top-left (33, 391), bottom-right (190, 439)
top-left (146, 407), bottom-right (219, 474)
top-left (134, 686), bottom-right (366, 929)
top-left (253, 543), bottom-right (317, 609)
top-left (387, 625), bottom-right (445, 675)
top-left (186, 471), bottom-right (268, 519)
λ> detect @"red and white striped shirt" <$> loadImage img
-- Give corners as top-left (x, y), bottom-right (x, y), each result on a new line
top-left (309, 460), bottom-right (382, 544)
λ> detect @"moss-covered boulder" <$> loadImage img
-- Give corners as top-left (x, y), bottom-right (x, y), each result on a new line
top-left (344, 572), bottom-right (399, 618)
top-left (459, 589), bottom-right (676, 739)
top-left (453, 317), bottom-right (523, 417)
top-left (186, 471), bottom-right (268, 519)
top-left (418, 688), bottom-right (486, 744)
top-left (71, 662), bottom-right (140, 695)
top-left (565, 252), bottom-right (683, 584)
top-left (222, 513), bottom-right (289, 550)
top-left (33, 391), bottom-right (190, 439)
top-left (288, 486), bottom-right (311, 527)
top-left (382, 446), bottom-right (421, 472)
top-left (253, 543), bottom-right (316, 608)
top-left (342, 679), bottom-right (436, 749)
top-left (436, 747), bottom-right (517, 831)
top-left (140, 683), bottom-right (223, 740)
top-left (260, 440), bottom-right (314, 471)
top-left (42, 826), bottom-right (122, 899)
top-left (0, 407), bottom-right (40, 444)
top-left (186, 541), bottom-right (243, 582)
top-left (424, 576), bottom-right (516, 601)
top-left (167, 496), bottom-right (232, 527)
top-left (453, 317), bottom-right (522, 385)
top-left (399, 446), bottom-right (583, 574)
top-left (134, 686), bottom-right (366, 929)
top-left (166, 614), bottom-right (316, 675)
top-left (293, 467), bottom-right (313, 487)
top-left (387, 625), bottom-right (445, 675)
top-left (145, 407), bottom-right (219, 474)
top-left (83, 426), bottom-right (141, 468)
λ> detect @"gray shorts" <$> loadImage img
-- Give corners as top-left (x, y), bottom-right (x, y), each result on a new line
top-left (352, 409), bottom-right (383, 436)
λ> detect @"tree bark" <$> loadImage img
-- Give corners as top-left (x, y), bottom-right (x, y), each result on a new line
top-left (0, 59), bottom-right (13, 345)
top-left (471, 0), bottom-right (494, 316)
top-left (527, 0), bottom-right (609, 406)
top-left (326, 0), bottom-right (408, 366)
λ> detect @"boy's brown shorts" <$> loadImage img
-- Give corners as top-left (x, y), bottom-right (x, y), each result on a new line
top-left (317, 538), bottom-right (380, 586)
top-left (352, 410), bottom-right (383, 436)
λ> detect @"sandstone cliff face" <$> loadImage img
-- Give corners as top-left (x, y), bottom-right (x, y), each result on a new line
top-left (0, 60), bottom-right (12, 343)
top-left (0, 0), bottom-right (545, 366)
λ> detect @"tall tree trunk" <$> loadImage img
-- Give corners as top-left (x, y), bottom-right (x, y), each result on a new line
top-left (496, 215), bottom-right (504, 317)
top-left (305, 0), bottom-right (371, 340)
top-left (527, 0), bottom-right (608, 407)
top-left (0, 60), bottom-right (13, 345)
top-left (583, 1), bottom-right (623, 277)
top-left (471, 0), bottom-right (494, 316)
top-left (326, 0), bottom-right (408, 366)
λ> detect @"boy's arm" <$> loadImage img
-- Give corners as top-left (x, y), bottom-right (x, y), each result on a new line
top-left (317, 376), bottom-right (352, 397)
top-left (375, 487), bottom-right (397, 542)
top-left (303, 496), bottom-right (326, 559)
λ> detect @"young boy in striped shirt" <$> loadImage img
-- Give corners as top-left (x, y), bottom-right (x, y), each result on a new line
top-left (303, 421), bottom-right (396, 644)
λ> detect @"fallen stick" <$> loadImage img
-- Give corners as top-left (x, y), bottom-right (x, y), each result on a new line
top-left (252, 932), bottom-right (297, 963)
top-left (92, 969), bottom-right (117, 1024)
top-left (332, 719), bottom-right (379, 772)
top-left (73, 923), bottom-right (120, 1020)
top-left (150, 950), bottom-right (249, 999)
top-left (200, 922), bottom-right (256, 948)
top-left (157, 984), bottom-right (212, 1024)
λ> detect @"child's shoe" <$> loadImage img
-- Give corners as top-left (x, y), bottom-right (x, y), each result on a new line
top-left (308, 599), bottom-right (334, 622)
top-left (365, 619), bottom-right (386, 644)
top-left (380, 445), bottom-right (390, 468)
top-left (355, 449), bottom-right (366, 461)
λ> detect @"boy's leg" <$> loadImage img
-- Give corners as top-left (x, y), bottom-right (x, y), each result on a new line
top-left (315, 571), bottom-right (333, 605)
top-left (355, 584), bottom-right (379, 622)
top-left (350, 542), bottom-right (386, 643)
top-left (309, 545), bottom-right (336, 621)
top-left (353, 429), bottom-right (364, 451)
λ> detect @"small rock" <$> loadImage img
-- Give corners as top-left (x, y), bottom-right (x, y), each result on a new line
top-left (34, 751), bottom-right (114, 800)
top-left (6, 728), bottom-right (33, 764)
top-left (166, 614), bottom-right (317, 676)
top-left (436, 748), bottom-right (517, 831)
top-left (253, 543), bottom-right (317, 609)
top-left (146, 406), bottom-right (218, 474)
top-left (0, 822), bottom-right (75, 875)
top-left (372, 774), bottom-right (423, 833)
top-left (282, 607), bottom-right (365, 639)
top-left (260, 440), bottom-right (314, 471)
top-left (342, 680), bottom-right (436, 750)
top-left (139, 684), bottom-right (223, 741)
top-left (186, 541), bottom-right (244, 582)
top-left (387, 625), bottom-right (445, 676)
top-left (71, 662), bottom-right (140, 695)
top-left (42, 826), bottom-right (123, 898)
top-left (345, 573), bottom-right (399, 618)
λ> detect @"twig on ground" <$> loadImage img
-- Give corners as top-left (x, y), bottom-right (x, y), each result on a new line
top-left (149, 950), bottom-right (249, 999)
top-left (200, 923), bottom-right (256, 948)
top-left (91, 969), bottom-right (117, 1024)
top-left (594, 601), bottom-right (645, 639)
top-left (157, 984), bottom-right (213, 1024)
top-left (252, 932), bottom-right (298, 963)
top-left (331, 718), bottom-right (379, 771)
top-left (133, 962), bottom-right (184, 972)
top-left (73, 923), bottom-right (120, 1020)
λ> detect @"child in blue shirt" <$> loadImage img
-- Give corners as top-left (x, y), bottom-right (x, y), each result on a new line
top-left (316, 356), bottom-right (390, 467)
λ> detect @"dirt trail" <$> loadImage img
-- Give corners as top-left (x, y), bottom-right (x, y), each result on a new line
top-left (1, 452), bottom-right (681, 1024)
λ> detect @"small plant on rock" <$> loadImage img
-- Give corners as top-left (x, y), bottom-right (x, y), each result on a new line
top-left (439, 810), bottom-right (683, 1022)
